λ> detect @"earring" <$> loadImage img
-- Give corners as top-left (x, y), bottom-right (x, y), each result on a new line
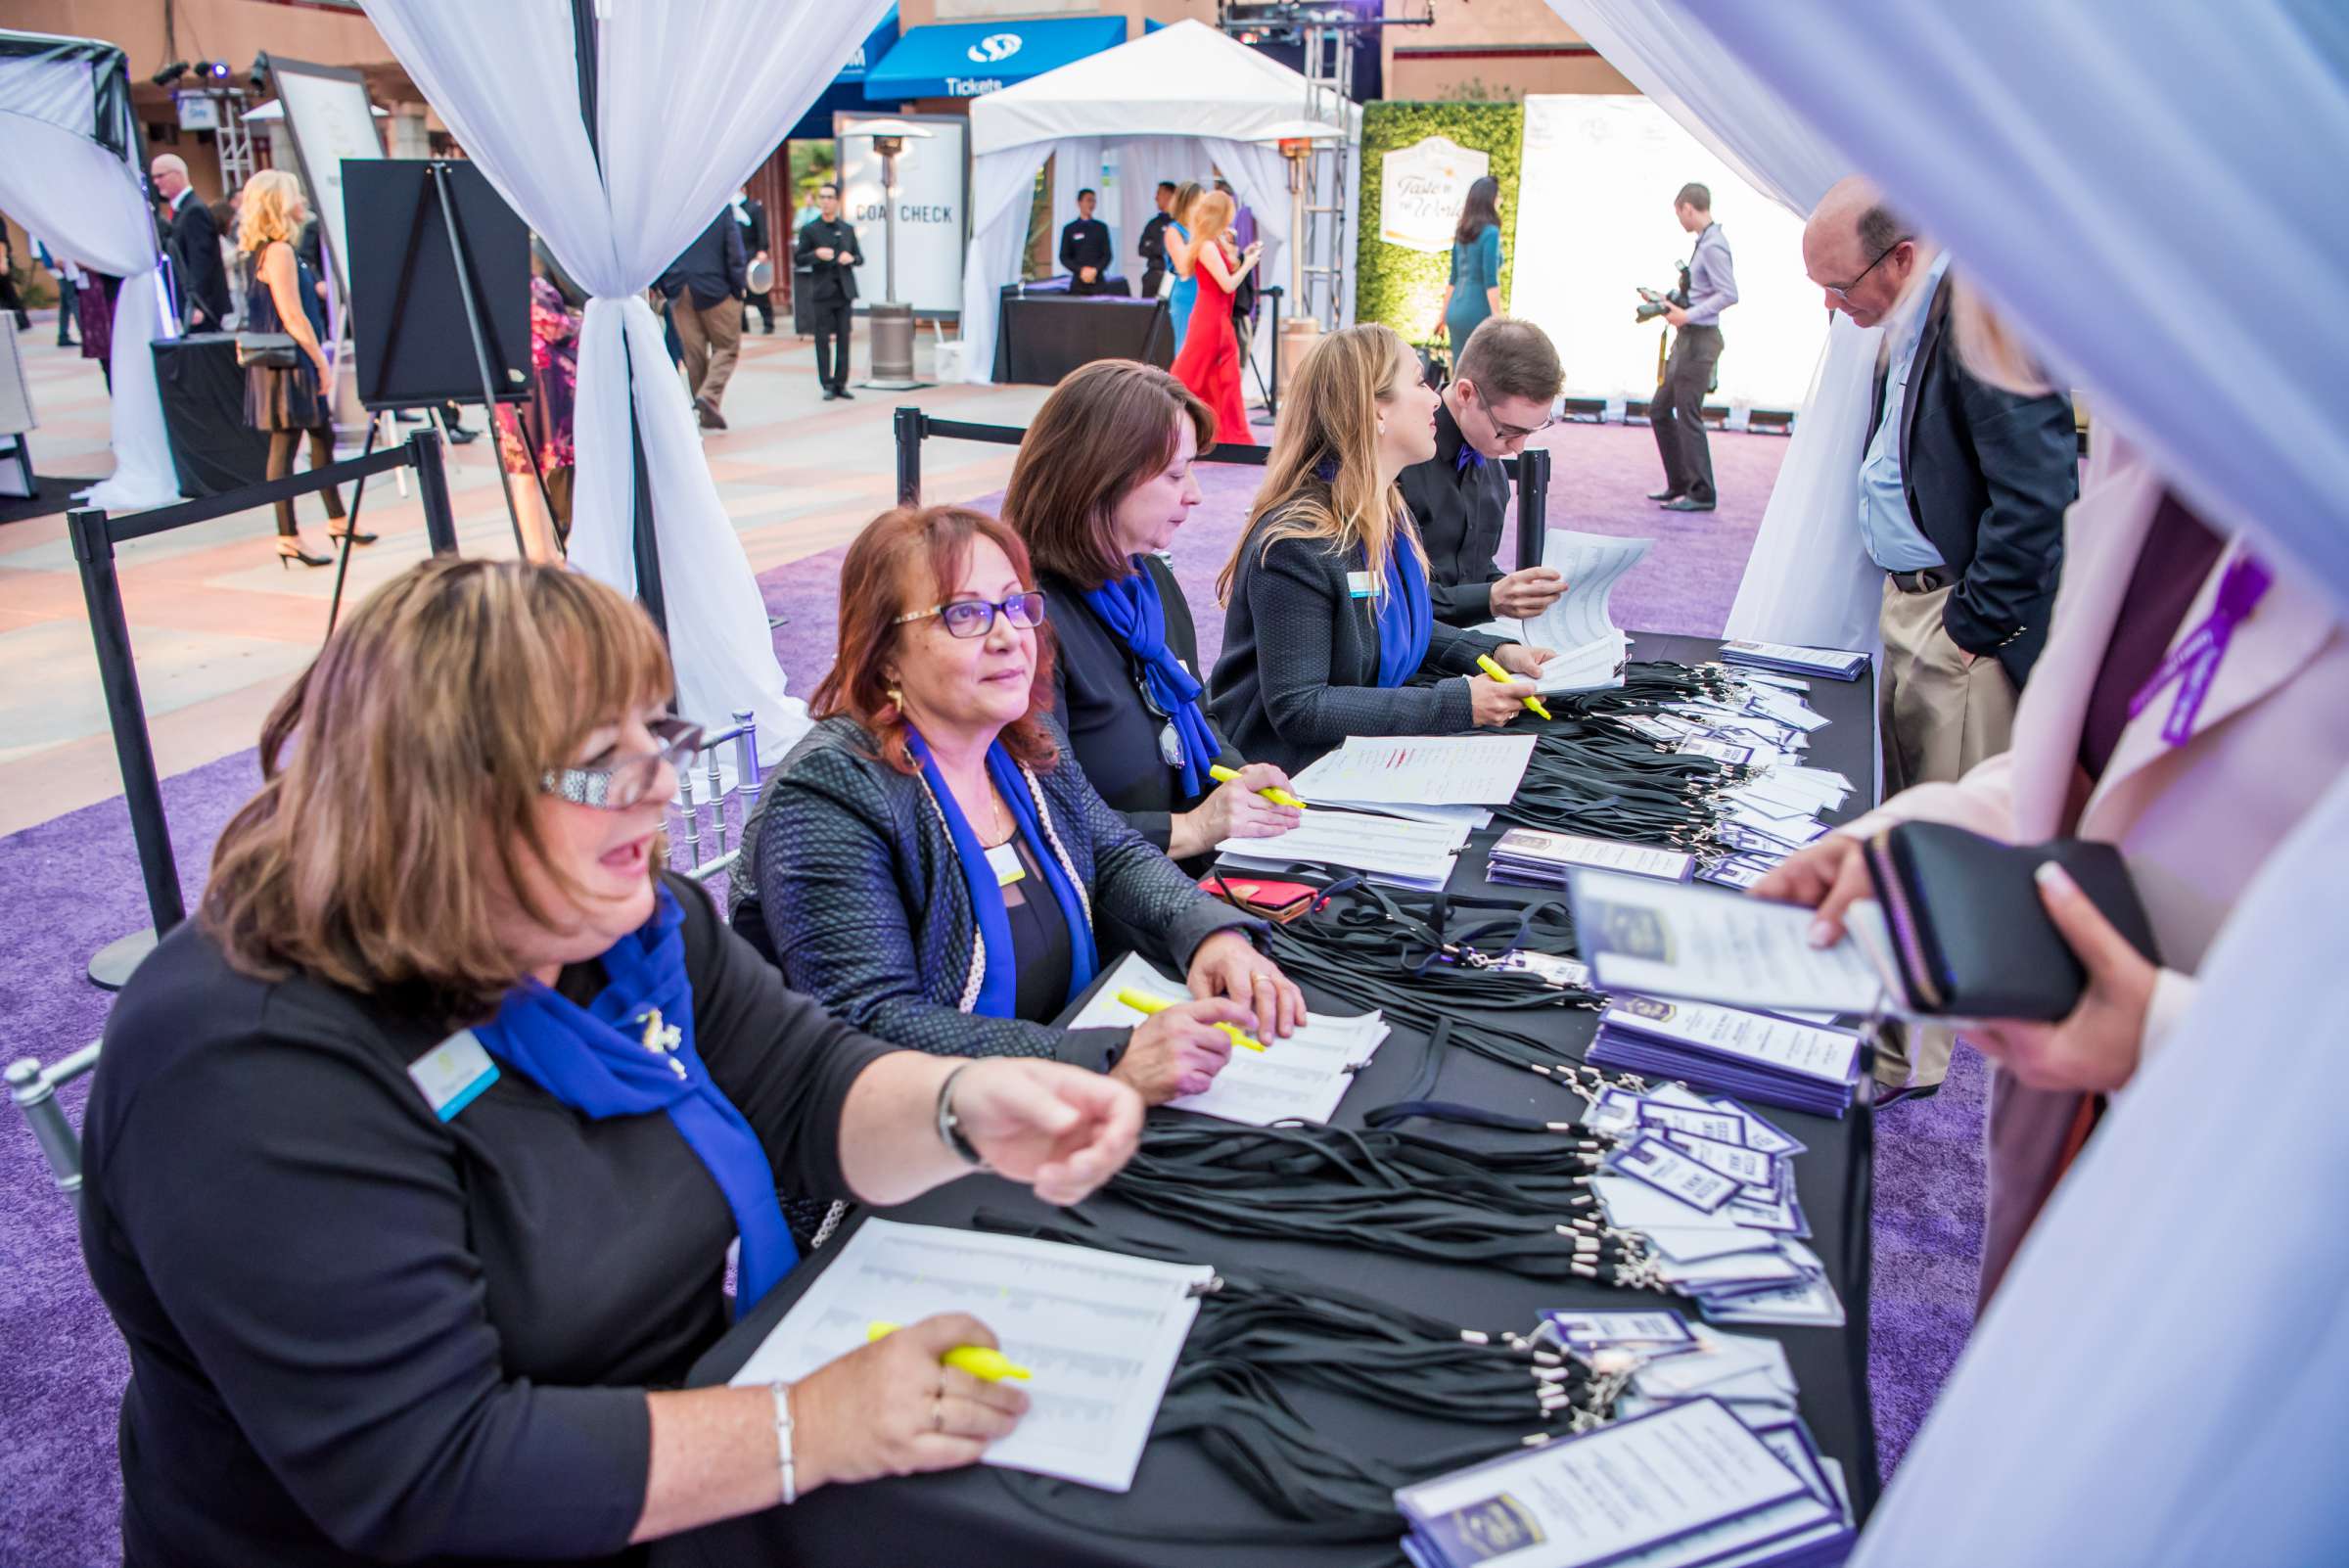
top-left (1377, 420), bottom-right (1387, 435)
top-left (886, 686), bottom-right (905, 712)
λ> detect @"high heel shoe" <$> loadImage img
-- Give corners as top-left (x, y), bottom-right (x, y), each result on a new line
top-left (277, 541), bottom-right (333, 569)
top-left (327, 524), bottom-right (378, 545)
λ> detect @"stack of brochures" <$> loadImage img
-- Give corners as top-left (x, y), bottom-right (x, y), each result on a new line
top-left (1585, 995), bottom-right (1863, 1118)
top-left (1579, 1083), bottom-right (1846, 1326)
top-left (1397, 1385), bottom-right (1853, 1568)
top-left (1486, 828), bottom-right (1695, 888)
top-left (1719, 638), bottom-right (1869, 682)
top-left (1219, 807), bottom-right (1471, 891)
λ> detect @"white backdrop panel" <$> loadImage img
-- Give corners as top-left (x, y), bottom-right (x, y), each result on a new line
top-left (1511, 96), bottom-right (1820, 411)
top-left (838, 114), bottom-right (966, 316)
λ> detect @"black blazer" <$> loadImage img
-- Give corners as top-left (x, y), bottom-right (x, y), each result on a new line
top-left (740, 715), bottom-right (1258, 1067)
top-left (1873, 282), bottom-right (2078, 684)
top-left (165, 191), bottom-right (230, 328)
top-left (1138, 211), bottom-right (1173, 274)
top-left (1209, 502), bottom-right (1507, 774)
top-left (795, 216), bottom-right (862, 305)
top-left (657, 213), bottom-right (748, 311)
top-left (1040, 558), bottom-right (1240, 856)
top-left (1059, 216), bottom-right (1111, 276)
top-left (734, 197), bottom-right (769, 257)
top-left (1398, 398), bottom-right (1513, 626)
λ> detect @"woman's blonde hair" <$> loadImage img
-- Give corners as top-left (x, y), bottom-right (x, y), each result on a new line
top-left (236, 168), bottom-right (306, 254)
top-left (199, 558), bottom-right (673, 1021)
top-left (1170, 180), bottom-right (1205, 229)
top-left (1189, 190), bottom-right (1235, 246)
top-left (1217, 323), bottom-right (1426, 603)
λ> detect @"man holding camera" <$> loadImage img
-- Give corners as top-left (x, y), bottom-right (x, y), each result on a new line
top-left (1647, 183), bottom-right (1737, 513)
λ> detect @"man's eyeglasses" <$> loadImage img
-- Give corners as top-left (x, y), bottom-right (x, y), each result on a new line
top-left (1473, 392), bottom-right (1555, 444)
top-left (542, 715), bottom-right (703, 810)
top-left (1822, 237), bottom-right (1913, 306)
top-left (895, 591), bottom-right (1049, 640)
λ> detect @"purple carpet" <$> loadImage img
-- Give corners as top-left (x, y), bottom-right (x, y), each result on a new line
top-left (0, 422), bottom-right (1977, 1564)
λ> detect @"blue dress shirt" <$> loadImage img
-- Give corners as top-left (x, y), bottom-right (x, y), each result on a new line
top-left (1856, 250), bottom-right (1955, 573)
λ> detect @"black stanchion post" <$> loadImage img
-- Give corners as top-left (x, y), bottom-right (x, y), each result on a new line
top-left (409, 430), bottom-right (459, 555)
top-left (1265, 285), bottom-right (1283, 424)
top-left (894, 405), bottom-right (924, 506)
top-left (1514, 443), bottom-right (1550, 574)
top-left (68, 508), bottom-right (184, 991)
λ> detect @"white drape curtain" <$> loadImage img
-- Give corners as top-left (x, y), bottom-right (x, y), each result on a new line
top-left (0, 59), bottom-right (184, 511)
top-left (963, 132), bottom-right (1291, 391)
top-left (361, 0), bottom-right (892, 760)
top-left (1669, 3), bottom-right (2349, 1559)
top-left (1543, 0), bottom-right (1883, 653)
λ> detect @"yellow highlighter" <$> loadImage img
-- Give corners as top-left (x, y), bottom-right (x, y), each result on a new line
top-left (1208, 763), bottom-right (1310, 810)
top-left (1476, 653), bottom-right (1553, 721)
top-left (1114, 987), bottom-right (1268, 1053)
top-left (867, 1321), bottom-right (1034, 1382)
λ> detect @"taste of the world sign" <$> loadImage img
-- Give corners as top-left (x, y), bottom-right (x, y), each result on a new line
top-left (1380, 134), bottom-right (1492, 253)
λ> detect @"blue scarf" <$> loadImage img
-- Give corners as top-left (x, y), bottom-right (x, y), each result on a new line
top-left (1082, 562), bottom-right (1219, 799)
top-left (1373, 536), bottom-right (1435, 688)
top-left (474, 886), bottom-right (796, 1318)
top-left (907, 728), bottom-right (1099, 1018)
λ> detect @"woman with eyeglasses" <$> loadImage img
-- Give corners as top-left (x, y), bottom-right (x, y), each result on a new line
top-left (1002, 360), bottom-right (1299, 873)
top-left (745, 504), bottom-right (1304, 1107)
top-left (1211, 323), bottom-right (1553, 774)
top-left (78, 559), bottom-right (1147, 1568)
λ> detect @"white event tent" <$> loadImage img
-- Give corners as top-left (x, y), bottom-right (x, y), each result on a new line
top-left (958, 19), bottom-right (1360, 388)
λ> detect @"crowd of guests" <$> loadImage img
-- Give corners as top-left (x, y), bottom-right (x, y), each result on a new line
top-left (56, 135), bottom-right (2346, 1568)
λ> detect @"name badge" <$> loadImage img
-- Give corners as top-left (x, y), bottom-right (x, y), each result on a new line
top-left (984, 841), bottom-right (1027, 887)
top-left (1345, 570), bottom-right (1381, 599)
top-left (409, 1029), bottom-right (499, 1122)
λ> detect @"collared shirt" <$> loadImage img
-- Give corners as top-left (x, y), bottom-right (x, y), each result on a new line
top-left (1857, 249), bottom-right (1955, 573)
top-left (1681, 222), bottom-right (1738, 327)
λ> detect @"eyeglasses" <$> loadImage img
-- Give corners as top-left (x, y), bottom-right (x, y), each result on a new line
top-left (1470, 389), bottom-right (1555, 444)
top-left (894, 590), bottom-right (1048, 640)
top-left (1821, 237), bottom-right (1912, 306)
top-left (542, 715), bottom-right (703, 810)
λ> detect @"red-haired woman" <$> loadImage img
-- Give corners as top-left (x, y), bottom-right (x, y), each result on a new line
top-left (1168, 189), bottom-right (1261, 443)
top-left (740, 505), bottom-right (1304, 1105)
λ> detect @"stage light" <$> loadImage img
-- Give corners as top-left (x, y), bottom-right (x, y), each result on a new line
top-left (207, 61), bottom-right (231, 79)
top-left (248, 52), bottom-right (271, 91)
top-left (152, 61), bottom-right (189, 87)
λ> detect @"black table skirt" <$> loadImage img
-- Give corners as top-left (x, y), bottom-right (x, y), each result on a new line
top-left (152, 334), bottom-right (270, 499)
top-left (993, 289), bottom-right (1173, 386)
top-left (662, 631), bottom-right (1880, 1568)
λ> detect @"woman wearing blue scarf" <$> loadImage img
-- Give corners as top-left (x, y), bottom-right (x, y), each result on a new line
top-left (1209, 323), bottom-right (1555, 774)
top-left (1003, 359), bottom-right (1302, 870)
top-left (77, 561), bottom-right (1148, 1566)
top-left (746, 504), bottom-right (1305, 1104)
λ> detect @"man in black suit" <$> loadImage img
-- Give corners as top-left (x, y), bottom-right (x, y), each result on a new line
top-left (1059, 187), bottom-right (1112, 296)
top-left (150, 154), bottom-right (230, 332)
top-left (794, 182), bottom-right (861, 401)
top-left (731, 188), bottom-right (774, 335)
top-left (1137, 181), bottom-right (1176, 300)
top-left (1803, 175), bottom-right (2077, 1093)
top-left (657, 208), bottom-right (748, 430)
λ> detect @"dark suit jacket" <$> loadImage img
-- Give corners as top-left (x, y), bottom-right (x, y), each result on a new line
top-left (165, 191), bottom-right (230, 328)
top-left (1873, 282), bottom-right (2078, 684)
top-left (1399, 398), bottom-right (1512, 625)
top-left (738, 715), bottom-right (1258, 1066)
top-left (656, 214), bottom-right (747, 311)
top-left (1138, 211), bottom-right (1173, 275)
top-left (734, 197), bottom-right (769, 260)
top-left (1040, 559), bottom-right (1239, 855)
top-left (1059, 216), bottom-right (1111, 277)
top-left (794, 216), bottom-right (861, 306)
top-left (1209, 503), bottom-right (1507, 774)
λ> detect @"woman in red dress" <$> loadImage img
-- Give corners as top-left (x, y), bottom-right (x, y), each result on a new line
top-left (1169, 190), bottom-right (1262, 444)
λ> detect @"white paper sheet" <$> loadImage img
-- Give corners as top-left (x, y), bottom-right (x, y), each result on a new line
top-left (1067, 953), bottom-right (1389, 1126)
top-left (1287, 734), bottom-right (1538, 807)
top-left (1568, 870), bottom-right (1891, 1014)
top-left (1531, 530), bottom-right (1654, 649)
top-left (727, 1220), bottom-right (1211, 1493)
top-left (1218, 807), bottom-right (1469, 889)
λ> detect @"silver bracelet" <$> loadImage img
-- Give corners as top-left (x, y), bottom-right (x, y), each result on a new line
top-left (935, 1063), bottom-right (990, 1172)
top-left (769, 1381), bottom-right (797, 1505)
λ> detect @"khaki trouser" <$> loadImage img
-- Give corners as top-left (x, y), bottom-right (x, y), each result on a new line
top-left (1873, 576), bottom-right (2018, 1087)
top-left (672, 293), bottom-right (744, 413)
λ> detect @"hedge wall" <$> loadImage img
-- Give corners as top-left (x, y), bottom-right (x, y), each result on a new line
top-left (1354, 101), bottom-right (1526, 349)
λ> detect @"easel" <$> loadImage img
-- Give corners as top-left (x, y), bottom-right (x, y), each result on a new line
top-left (343, 159), bottom-right (557, 635)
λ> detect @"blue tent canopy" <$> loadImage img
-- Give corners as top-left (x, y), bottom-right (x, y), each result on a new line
top-left (785, 6), bottom-right (902, 141)
top-left (862, 16), bottom-right (1127, 101)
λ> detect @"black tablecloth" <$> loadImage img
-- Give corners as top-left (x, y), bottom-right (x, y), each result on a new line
top-left (152, 334), bottom-right (269, 498)
top-left (661, 632), bottom-right (1879, 1568)
top-left (993, 286), bottom-right (1172, 386)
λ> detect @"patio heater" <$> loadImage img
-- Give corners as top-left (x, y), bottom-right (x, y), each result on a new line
top-left (1256, 118), bottom-right (1346, 386)
top-left (845, 118), bottom-right (935, 390)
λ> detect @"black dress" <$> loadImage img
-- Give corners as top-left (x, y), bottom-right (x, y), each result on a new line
top-left (78, 875), bottom-right (893, 1568)
top-left (241, 241), bottom-right (330, 433)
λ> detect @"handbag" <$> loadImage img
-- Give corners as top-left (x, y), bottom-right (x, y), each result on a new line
top-left (235, 331), bottom-right (299, 370)
top-left (1861, 821), bottom-right (2161, 1021)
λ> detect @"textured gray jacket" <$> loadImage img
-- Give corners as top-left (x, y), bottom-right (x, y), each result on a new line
top-left (739, 715), bottom-right (1257, 1066)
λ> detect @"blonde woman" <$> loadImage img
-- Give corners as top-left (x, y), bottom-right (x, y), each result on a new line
top-left (237, 169), bottom-right (354, 566)
top-left (1209, 323), bottom-right (1551, 772)
top-left (1164, 179), bottom-right (1205, 349)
